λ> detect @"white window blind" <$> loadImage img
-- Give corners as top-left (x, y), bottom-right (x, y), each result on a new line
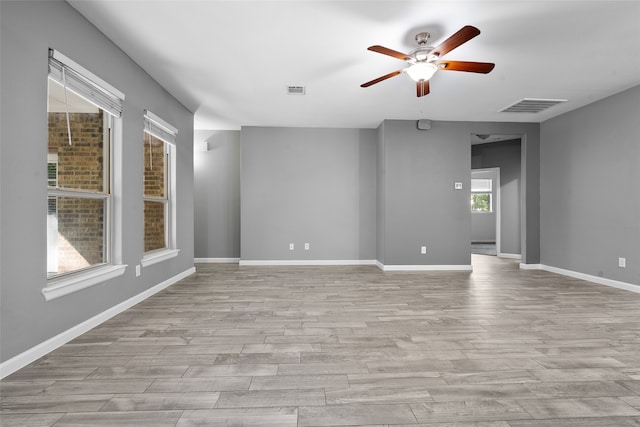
top-left (471, 178), bottom-right (492, 192)
top-left (48, 49), bottom-right (124, 117)
top-left (143, 110), bottom-right (178, 146)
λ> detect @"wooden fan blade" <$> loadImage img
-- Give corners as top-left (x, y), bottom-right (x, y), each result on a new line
top-left (437, 60), bottom-right (495, 73)
top-left (367, 45), bottom-right (411, 61)
top-left (361, 70), bottom-right (403, 88)
top-left (430, 25), bottom-right (481, 57)
top-left (416, 80), bottom-right (430, 97)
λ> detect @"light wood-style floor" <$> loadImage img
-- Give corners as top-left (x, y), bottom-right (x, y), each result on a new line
top-left (2, 255), bottom-right (640, 426)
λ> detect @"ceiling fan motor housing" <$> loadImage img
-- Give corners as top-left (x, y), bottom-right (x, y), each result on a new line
top-left (415, 32), bottom-right (430, 45)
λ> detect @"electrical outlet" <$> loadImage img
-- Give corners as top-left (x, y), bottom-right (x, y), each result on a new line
top-left (135, 265), bottom-right (141, 277)
top-left (304, 243), bottom-right (310, 251)
top-left (454, 182), bottom-right (463, 190)
top-left (289, 243), bottom-right (295, 251)
top-left (618, 257), bottom-right (626, 268)
top-left (421, 246), bottom-right (427, 254)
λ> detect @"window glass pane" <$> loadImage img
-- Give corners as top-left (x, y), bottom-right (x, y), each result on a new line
top-left (47, 157), bottom-right (58, 214)
top-left (144, 200), bottom-right (166, 252)
top-left (47, 76), bottom-right (110, 278)
top-left (471, 193), bottom-right (492, 212)
top-left (143, 111), bottom-right (175, 257)
top-left (48, 79), bottom-right (105, 193)
top-left (47, 196), bottom-right (106, 276)
top-left (47, 153), bottom-right (58, 187)
top-left (143, 132), bottom-right (166, 199)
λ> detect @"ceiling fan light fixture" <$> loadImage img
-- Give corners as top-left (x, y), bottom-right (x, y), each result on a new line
top-left (406, 62), bottom-right (438, 82)
top-left (361, 26), bottom-right (493, 96)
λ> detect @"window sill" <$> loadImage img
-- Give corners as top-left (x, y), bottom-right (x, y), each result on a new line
top-left (141, 248), bottom-right (180, 268)
top-left (43, 264), bottom-right (127, 301)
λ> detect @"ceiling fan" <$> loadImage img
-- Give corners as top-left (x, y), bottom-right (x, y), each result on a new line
top-left (361, 25), bottom-right (495, 97)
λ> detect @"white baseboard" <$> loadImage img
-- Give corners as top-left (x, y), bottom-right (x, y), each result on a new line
top-left (520, 263), bottom-right (639, 294)
top-left (378, 264), bottom-right (473, 272)
top-left (0, 267), bottom-right (196, 379)
top-left (194, 257), bottom-right (240, 263)
top-left (238, 259), bottom-right (377, 267)
top-left (498, 252), bottom-right (522, 260)
top-left (239, 259), bottom-right (472, 271)
top-left (519, 263), bottom-right (542, 270)
top-left (541, 264), bottom-right (639, 294)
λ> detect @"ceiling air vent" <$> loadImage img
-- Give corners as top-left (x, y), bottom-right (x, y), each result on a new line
top-left (499, 98), bottom-right (567, 113)
top-left (287, 86), bottom-right (305, 95)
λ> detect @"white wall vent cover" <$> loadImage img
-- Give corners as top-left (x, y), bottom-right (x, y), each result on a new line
top-left (499, 98), bottom-right (567, 113)
top-left (287, 86), bottom-right (305, 95)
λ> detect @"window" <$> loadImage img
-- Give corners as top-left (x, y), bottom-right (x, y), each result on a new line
top-left (142, 111), bottom-right (178, 266)
top-left (45, 49), bottom-right (125, 300)
top-left (47, 153), bottom-right (58, 214)
top-left (471, 178), bottom-right (493, 212)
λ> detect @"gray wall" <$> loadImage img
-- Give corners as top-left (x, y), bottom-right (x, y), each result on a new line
top-left (378, 120), bottom-right (539, 266)
top-left (541, 85), bottom-right (640, 286)
top-left (380, 120), bottom-right (471, 266)
top-left (0, 1), bottom-right (194, 362)
top-left (194, 130), bottom-right (241, 259)
top-left (240, 127), bottom-right (377, 261)
top-left (470, 169), bottom-right (498, 243)
top-left (472, 139), bottom-right (522, 254)
top-left (236, 121), bottom-right (540, 266)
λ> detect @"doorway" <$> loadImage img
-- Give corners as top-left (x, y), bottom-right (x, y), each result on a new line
top-left (471, 168), bottom-right (500, 256)
top-left (470, 134), bottom-right (523, 262)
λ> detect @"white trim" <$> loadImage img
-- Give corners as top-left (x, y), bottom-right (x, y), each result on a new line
top-left (238, 259), bottom-right (377, 267)
top-left (144, 110), bottom-right (178, 135)
top-left (498, 253), bottom-right (522, 260)
top-left (49, 49), bottom-right (124, 117)
top-left (144, 110), bottom-right (178, 146)
top-left (141, 248), bottom-right (180, 268)
top-left (3, 267), bottom-right (195, 379)
top-left (525, 264), bottom-right (640, 294)
top-left (195, 257), bottom-right (240, 263)
top-left (43, 264), bottom-right (127, 301)
top-left (111, 117), bottom-right (124, 268)
top-left (519, 263), bottom-right (542, 270)
top-left (50, 49), bottom-right (124, 99)
top-left (379, 264), bottom-right (473, 272)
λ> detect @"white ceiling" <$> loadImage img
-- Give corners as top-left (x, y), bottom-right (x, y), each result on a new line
top-left (67, 0), bottom-right (640, 131)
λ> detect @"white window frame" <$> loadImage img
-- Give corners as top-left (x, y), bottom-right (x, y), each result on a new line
top-left (141, 110), bottom-right (179, 267)
top-left (43, 50), bottom-right (126, 301)
top-left (470, 178), bottom-right (493, 213)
